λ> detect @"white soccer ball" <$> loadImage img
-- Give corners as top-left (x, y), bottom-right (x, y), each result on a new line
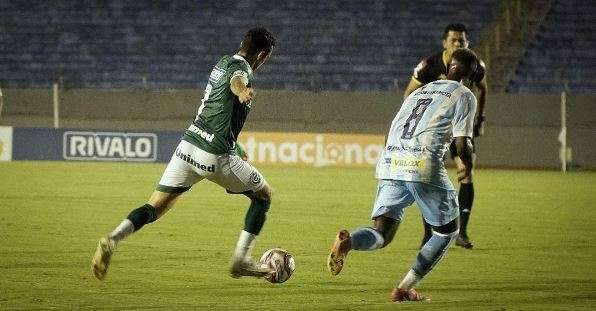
top-left (259, 248), bottom-right (295, 283)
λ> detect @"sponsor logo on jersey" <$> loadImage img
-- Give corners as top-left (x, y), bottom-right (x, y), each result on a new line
top-left (209, 67), bottom-right (225, 84)
top-left (188, 124), bottom-right (215, 143)
top-left (390, 153), bottom-right (427, 174)
top-left (174, 148), bottom-right (215, 172)
top-left (63, 131), bottom-right (157, 162)
top-left (415, 88), bottom-right (452, 98)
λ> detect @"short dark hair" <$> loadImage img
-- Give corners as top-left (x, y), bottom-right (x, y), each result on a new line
top-left (443, 23), bottom-right (468, 39)
top-left (240, 27), bottom-right (276, 55)
top-left (451, 48), bottom-right (478, 74)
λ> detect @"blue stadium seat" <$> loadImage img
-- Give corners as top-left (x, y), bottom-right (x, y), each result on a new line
top-left (507, 0), bottom-right (595, 94)
top-left (0, 0), bottom-right (500, 90)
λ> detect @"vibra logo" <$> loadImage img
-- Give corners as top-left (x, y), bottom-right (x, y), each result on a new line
top-left (63, 131), bottom-right (157, 162)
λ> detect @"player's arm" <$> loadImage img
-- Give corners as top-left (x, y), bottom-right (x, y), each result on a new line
top-left (452, 92), bottom-right (478, 181)
top-left (473, 61), bottom-right (488, 137)
top-left (230, 72), bottom-right (253, 104)
top-left (455, 136), bottom-right (473, 181)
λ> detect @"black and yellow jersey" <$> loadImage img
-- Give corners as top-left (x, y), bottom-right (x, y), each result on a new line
top-left (412, 51), bottom-right (485, 88)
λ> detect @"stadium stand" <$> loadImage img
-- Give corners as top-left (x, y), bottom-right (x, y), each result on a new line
top-left (0, 0), bottom-right (499, 90)
top-left (507, 0), bottom-right (596, 93)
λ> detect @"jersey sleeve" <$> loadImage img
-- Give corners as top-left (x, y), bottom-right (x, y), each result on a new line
top-left (228, 61), bottom-right (250, 85)
top-left (452, 91), bottom-right (477, 138)
top-left (232, 142), bottom-right (248, 159)
top-left (412, 59), bottom-right (434, 84)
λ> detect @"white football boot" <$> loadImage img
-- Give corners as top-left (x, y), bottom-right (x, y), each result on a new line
top-left (230, 257), bottom-right (274, 278)
top-left (92, 236), bottom-right (115, 280)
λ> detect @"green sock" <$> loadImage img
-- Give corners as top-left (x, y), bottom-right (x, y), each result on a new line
top-left (244, 198), bottom-right (270, 235)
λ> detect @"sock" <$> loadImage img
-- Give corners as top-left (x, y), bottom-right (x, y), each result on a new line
top-left (350, 227), bottom-right (384, 250)
top-left (109, 219), bottom-right (134, 245)
top-left (458, 183), bottom-right (474, 236)
top-left (244, 198), bottom-right (270, 235)
top-left (126, 204), bottom-right (157, 232)
top-left (411, 230), bottom-right (458, 278)
top-left (398, 269), bottom-right (422, 290)
top-left (234, 230), bottom-right (257, 260)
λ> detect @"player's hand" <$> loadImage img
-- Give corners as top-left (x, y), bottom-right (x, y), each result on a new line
top-left (238, 87), bottom-right (254, 104)
top-left (457, 165), bottom-right (472, 182)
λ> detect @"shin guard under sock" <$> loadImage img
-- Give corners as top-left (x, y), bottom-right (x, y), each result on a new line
top-left (244, 198), bottom-right (270, 235)
top-left (126, 204), bottom-right (157, 231)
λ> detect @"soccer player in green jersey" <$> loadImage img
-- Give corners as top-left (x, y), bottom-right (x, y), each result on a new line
top-left (92, 27), bottom-right (276, 280)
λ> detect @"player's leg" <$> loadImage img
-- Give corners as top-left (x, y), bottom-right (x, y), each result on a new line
top-left (391, 182), bottom-right (459, 302)
top-left (328, 180), bottom-right (412, 275)
top-left (209, 153), bottom-right (274, 278)
top-left (92, 141), bottom-right (203, 280)
top-left (108, 190), bottom-right (183, 244)
top-left (92, 191), bottom-right (187, 280)
top-left (453, 154), bottom-right (475, 248)
top-left (229, 183), bottom-right (274, 278)
top-left (420, 219), bottom-right (433, 249)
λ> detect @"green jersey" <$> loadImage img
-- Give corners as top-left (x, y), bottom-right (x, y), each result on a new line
top-left (183, 54), bottom-right (253, 154)
top-left (232, 142), bottom-right (248, 160)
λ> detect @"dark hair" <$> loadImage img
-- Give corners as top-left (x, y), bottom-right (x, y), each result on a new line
top-left (240, 27), bottom-right (276, 55)
top-left (443, 23), bottom-right (468, 39)
top-left (451, 48), bottom-right (478, 74)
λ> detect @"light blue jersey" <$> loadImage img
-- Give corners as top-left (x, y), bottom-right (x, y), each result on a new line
top-left (376, 80), bottom-right (477, 190)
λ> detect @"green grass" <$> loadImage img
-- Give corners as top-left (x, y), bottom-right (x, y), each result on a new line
top-left (0, 161), bottom-right (595, 310)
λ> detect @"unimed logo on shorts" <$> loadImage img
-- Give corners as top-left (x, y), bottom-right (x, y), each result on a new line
top-left (63, 131), bottom-right (157, 162)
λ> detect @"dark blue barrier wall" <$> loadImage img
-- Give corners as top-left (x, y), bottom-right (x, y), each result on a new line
top-left (13, 127), bottom-right (182, 163)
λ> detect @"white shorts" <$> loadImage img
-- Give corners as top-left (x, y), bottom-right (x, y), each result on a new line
top-left (157, 140), bottom-right (266, 194)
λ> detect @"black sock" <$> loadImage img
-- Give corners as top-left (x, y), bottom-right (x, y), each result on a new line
top-left (244, 198), bottom-right (270, 235)
top-left (458, 183), bottom-right (474, 236)
top-left (127, 204), bottom-right (157, 232)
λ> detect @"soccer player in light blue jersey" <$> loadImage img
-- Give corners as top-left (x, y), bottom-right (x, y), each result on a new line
top-left (405, 24), bottom-right (488, 249)
top-left (328, 48), bottom-right (479, 302)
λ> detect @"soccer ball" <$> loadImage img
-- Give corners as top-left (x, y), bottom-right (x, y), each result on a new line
top-left (259, 248), bottom-right (295, 283)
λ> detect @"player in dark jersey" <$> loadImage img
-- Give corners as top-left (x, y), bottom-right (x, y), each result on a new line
top-left (404, 24), bottom-right (488, 249)
top-left (92, 27), bottom-right (277, 281)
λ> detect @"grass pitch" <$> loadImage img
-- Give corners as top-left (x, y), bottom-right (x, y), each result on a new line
top-left (0, 161), bottom-right (595, 310)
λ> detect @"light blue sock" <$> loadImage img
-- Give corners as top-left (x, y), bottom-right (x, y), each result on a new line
top-left (412, 230), bottom-right (458, 277)
top-left (350, 227), bottom-right (385, 250)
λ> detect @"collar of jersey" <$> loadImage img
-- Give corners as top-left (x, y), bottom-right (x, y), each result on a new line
top-left (233, 54), bottom-right (253, 75)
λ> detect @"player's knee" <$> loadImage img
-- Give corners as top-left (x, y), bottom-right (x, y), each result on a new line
top-left (253, 184), bottom-right (273, 203)
top-left (461, 171), bottom-right (473, 183)
top-left (249, 187), bottom-right (272, 211)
